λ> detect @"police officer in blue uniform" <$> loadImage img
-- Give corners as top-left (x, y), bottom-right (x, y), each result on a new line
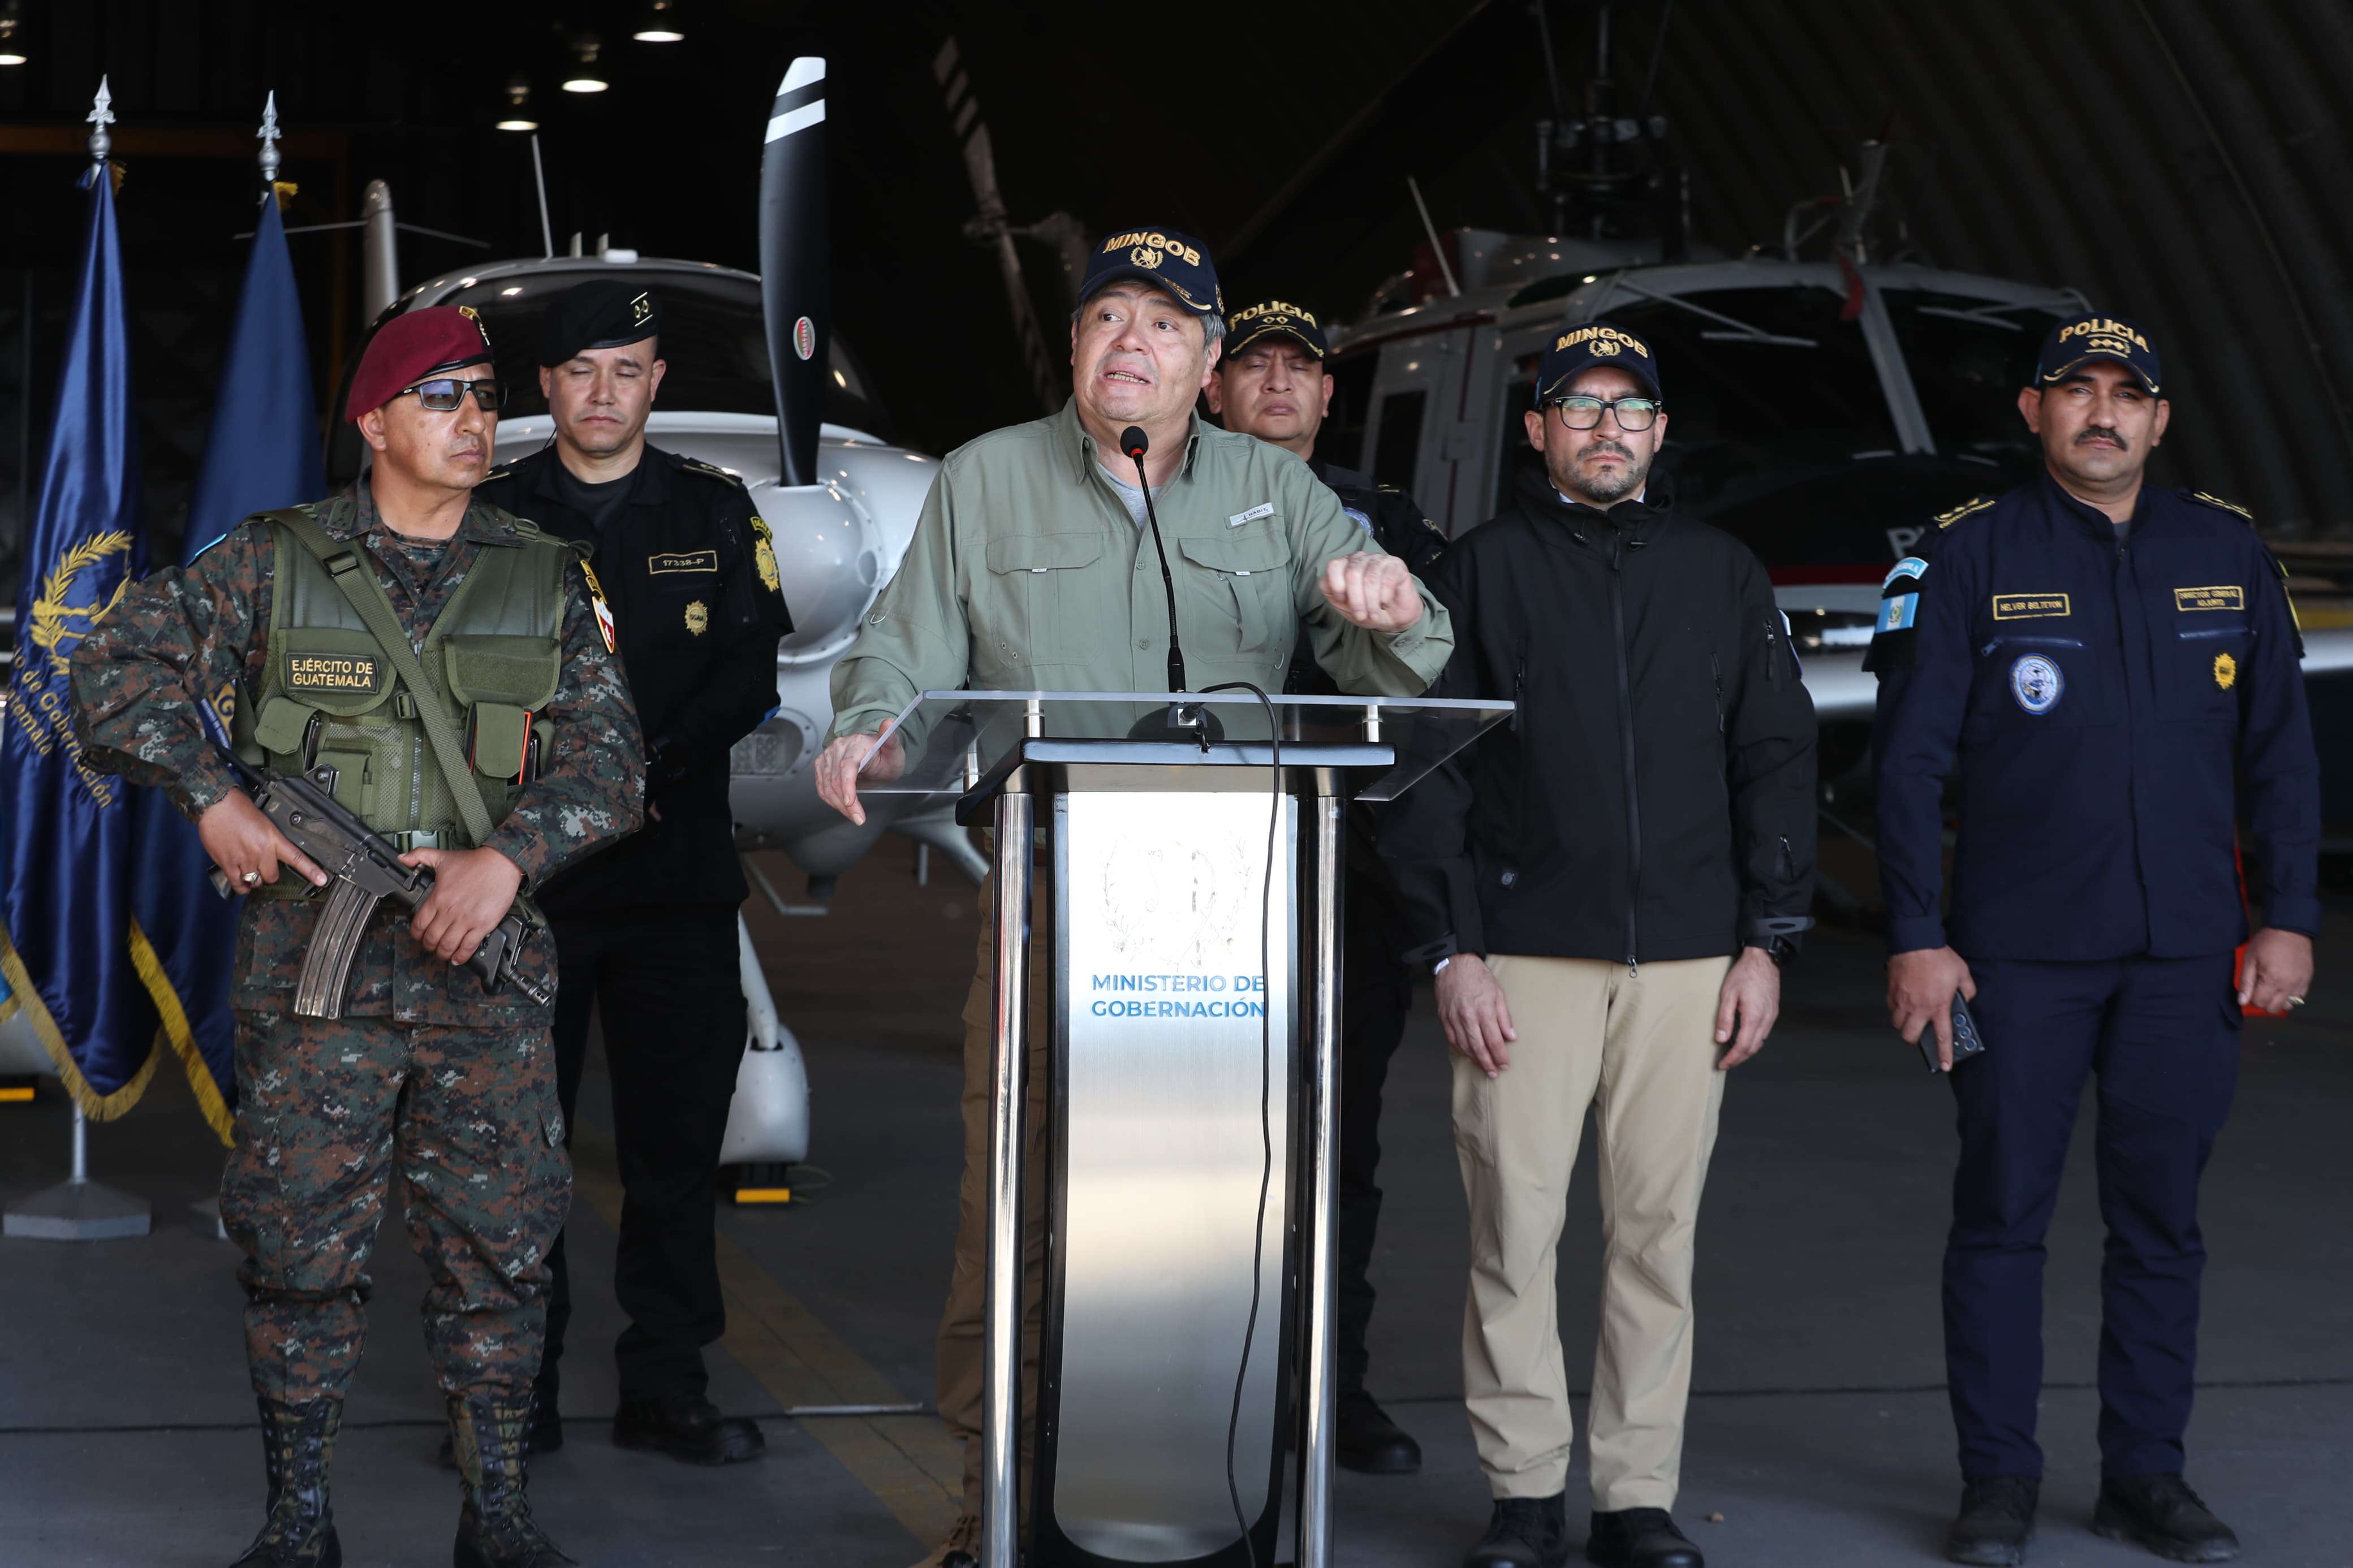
top-left (1206, 298), bottom-right (1448, 1475)
top-left (1868, 314), bottom-right (2321, 1566)
top-left (474, 281), bottom-right (793, 1468)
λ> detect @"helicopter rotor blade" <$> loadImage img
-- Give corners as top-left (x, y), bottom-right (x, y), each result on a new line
top-left (935, 37), bottom-right (1064, 414)
top-left (761, 57), bottom-right (829, 488)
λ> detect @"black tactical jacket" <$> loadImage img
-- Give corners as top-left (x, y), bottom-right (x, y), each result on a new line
top-left (477, 443), bottom-right (791, 912)
top-left (1382, 469), bottom-right (1818, 965)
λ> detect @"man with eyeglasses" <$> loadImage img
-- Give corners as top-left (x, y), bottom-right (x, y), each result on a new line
top-left (1384, 322), bottom-right (1817, 1568)
top-left (475, 280), bottom-right (792, 1470)
top-left (1869, 314), bottom-right (2318, 1566)
top-left (72, 304), bottom-right (645, 1568)
top-left (1206, 296), bottom-right (1446, 1476)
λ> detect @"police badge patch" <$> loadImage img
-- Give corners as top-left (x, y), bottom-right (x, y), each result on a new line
top-left (684, 599), bottom-right (709, 637)
top-left (2010, 653), bottom-right (2064, 715)
top-left (2214, 650), bottom-right (2236, 690)
top-left (749, 515), bottom-right (781, 594)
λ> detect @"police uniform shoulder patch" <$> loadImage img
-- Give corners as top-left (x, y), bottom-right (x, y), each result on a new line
top-left (748, 513), bottom-right (781, 595)
top-left (576, 559), bottom-right (618, 653)
top-left (1933, 495), bottom-right (1997, 530)
top-left (680, 457), bottom-right (744, 487)
top-left (1864, 554), bottom-right (1931, 674)
top-left (2186, 490), bottom-right (2254, 522)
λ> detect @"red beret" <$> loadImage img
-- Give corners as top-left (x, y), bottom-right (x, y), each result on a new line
top-left (343, 305), bottom-right (497, 422)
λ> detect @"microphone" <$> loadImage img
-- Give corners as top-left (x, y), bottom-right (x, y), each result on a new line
top-left (1123, 425), bottom-right (1187, 693)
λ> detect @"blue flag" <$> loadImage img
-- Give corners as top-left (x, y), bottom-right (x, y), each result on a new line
top-left (0, 162), bottom-right (163, 1119)
top-left (124, 188), bottom-right (324, 1139)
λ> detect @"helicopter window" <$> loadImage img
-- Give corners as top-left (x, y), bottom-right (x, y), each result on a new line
top-left (1371, 389), bottom-right (1428, 493)
top-left (1882, 292), bottom-right (2059, 464)
top-left (326, 269), bottom-right (897, 484)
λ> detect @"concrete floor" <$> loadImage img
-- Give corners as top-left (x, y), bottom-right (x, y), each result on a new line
top-left (5, 849), bottom-right (2350, 1568)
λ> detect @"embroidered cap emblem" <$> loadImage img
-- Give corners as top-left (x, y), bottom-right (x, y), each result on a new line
top-left (2214, 651), bottom-right (2236, 690)
top-left (1129, 245), bottom-right (1163, 269)
top-left (2010, 653), bottom-right (2064, 715)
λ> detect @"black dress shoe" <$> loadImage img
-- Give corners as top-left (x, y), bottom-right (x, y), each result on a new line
top-left (1947, 1476), bottom-right (2037, 1566)
top-left (2092, 1474), bottom-right (2240, 1562)
top-left (1462, 1493), bottom-right (1568, 1568)
top-left (1585, 1507), bottom-right (1702, 1568)
top-left (612, 1395), bottom-right (766, 1465)
top-left (1336, 1390), bottom-right (1423, 1475)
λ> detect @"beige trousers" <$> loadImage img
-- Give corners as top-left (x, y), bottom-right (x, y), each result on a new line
top-left (937, 879), bottom-right (1051, 1518)
top-left (1456, 953), bottom-right (1732, 1511)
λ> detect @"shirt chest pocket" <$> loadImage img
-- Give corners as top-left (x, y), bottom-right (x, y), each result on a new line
top-left (983, 533), bottom-right (1104, 665)
top-left (642, 547), bottom-right (723, 647)
top-left (1964, 629), bottom-right (2115, 735)
top-left (1177, 533), bottom-right (1294, 653)
top-left (2160, 611), bottom-right (2249, 722)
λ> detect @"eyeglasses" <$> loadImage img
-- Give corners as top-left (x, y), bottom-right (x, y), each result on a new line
top-left (399, 377), bottom-right (507, 413)
top-left (1545, 394), bottom-right (1661, 431)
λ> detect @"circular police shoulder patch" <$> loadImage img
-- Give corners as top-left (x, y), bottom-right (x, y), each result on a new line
top-left (2010, 654), bottom-right (2064, 715)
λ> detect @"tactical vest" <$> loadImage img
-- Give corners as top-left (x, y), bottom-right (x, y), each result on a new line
top-left (230, 508), bottom-right (575, 891)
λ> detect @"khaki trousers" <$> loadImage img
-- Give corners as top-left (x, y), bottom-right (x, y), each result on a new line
top-left (1456, 953), bottom-right (1731, 1510)
top-left (938, 877), bottom-right (1051, 1518)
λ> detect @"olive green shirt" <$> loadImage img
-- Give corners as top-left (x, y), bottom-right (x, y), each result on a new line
top-left (830, 400), bottom-right (1454, 747)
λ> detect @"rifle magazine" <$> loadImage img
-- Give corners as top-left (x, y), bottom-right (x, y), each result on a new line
top-left (293, 881), bottom-right (383, 1020)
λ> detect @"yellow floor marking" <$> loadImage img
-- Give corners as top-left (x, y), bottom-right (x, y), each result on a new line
top-left (570, 1126), bottom-right (962, 1547)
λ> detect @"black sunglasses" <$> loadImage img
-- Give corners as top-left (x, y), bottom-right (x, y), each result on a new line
top-left (399, 377), bottom-right (507, 413)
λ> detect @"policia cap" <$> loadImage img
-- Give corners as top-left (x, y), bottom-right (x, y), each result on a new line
top-left (2034, 312), bottom-right (2161, 396)
top-left (1224, 300), bottom-right (1329, 360)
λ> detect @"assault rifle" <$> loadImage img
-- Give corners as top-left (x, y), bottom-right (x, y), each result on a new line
top-left (212, 754), bottom-right (554, 1019)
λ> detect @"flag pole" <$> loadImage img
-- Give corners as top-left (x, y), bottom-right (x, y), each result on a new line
top-left (2, 79), bottom-right (154, 1243)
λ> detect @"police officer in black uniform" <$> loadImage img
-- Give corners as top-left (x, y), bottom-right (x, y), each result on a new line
top-left (475, 280), bottom-right (793, 1466)
top-left (1208, 299), bottom-right (1447, 1475)
top-left (1869, 314), bottom-right (2320, 1566)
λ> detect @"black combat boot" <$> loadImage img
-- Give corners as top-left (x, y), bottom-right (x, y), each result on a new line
top-left (2092, 1475), bottom-right (2240, 1562)
top-left (449, 1391), bottom-right (577, 1568)
top-left (436, 1378), bottom-right (561, 1469)
top-left (229, 1396), bottom-right (343, 1567)
top-left (1584, 1507), bottom-right (1703, 1567)
top-left (1335, 1388), bottom-right (1423, 1475)
top-left (1462, 1492), bottom-right (1569, 1568)
top-left (1947, 1476), bottom-right (2037, 1566)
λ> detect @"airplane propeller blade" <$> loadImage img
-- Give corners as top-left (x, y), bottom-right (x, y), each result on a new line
top-left (761, 57), bottom-right (829, 487)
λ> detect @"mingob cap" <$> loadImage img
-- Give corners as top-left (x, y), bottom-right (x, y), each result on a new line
top-left (344, 306), bottom-right (495, 422)
top-left (1078, 226), bottom-right (1223, 317)
top-left (2035, 312), bottom-right (2161, 396)
top-left (1535, 321), bottom-right (1661, 403)
top-left (1223, 299), bottom-right (1328, 360)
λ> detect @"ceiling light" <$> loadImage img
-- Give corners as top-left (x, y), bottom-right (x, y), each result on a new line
top-left (633, 0), bottom-right (684, 42)
top-left (0, 0), bottom-right (24, 64)
top-left (498, 72), bottom-right (537, 128)
top-left (563, 34), bottom-right (608, 93)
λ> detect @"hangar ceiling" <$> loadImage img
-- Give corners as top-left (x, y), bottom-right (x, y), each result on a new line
top-left (1, 0), bottom-right (2348, 548)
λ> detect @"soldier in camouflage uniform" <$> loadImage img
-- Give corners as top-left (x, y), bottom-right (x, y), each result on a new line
top-left (71, 306), bottom-right (644, 1568)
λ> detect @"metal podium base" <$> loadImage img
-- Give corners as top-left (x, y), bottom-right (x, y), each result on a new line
top-left (5, 1178), bottom-right (151, 1241)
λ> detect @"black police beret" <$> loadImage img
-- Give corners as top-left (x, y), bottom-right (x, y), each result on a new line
top-left (536, 280), bottom-right (662, 368)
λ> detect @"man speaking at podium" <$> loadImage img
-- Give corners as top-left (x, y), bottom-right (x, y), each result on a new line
top-left (811, 227), bottom-right (1454, 1568)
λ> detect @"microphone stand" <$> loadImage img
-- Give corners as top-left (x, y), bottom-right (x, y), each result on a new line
top-left (1121, 425), bottom-right (1219, 746)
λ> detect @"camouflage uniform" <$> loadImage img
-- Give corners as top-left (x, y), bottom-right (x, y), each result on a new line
top-left (72, 478), bottom-right (644, 1405)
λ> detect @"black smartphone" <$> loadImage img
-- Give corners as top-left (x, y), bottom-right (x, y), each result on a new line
top-left (1920, 990), bottom-right (1988, 1074)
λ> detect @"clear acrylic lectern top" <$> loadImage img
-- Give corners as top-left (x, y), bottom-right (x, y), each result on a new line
top-left (854, 690), bottom-right (1515, 803)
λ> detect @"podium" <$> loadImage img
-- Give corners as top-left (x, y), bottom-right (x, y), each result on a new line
top-left (864, 692), bottom-right (1509, 1568)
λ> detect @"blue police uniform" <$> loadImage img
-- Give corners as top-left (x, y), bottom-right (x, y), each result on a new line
top-left (1870, 472), bottom-right (2321, 1483)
